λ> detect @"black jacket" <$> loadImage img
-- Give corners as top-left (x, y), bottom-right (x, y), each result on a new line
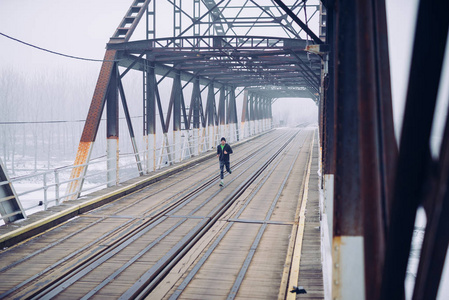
top-left (217, 143), bottom-right (233, 162)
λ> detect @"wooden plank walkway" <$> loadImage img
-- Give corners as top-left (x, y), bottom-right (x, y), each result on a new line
top-left (0, 128), bottom-right (324, 299)
top-left (296, 132), bottom-right (324, 299)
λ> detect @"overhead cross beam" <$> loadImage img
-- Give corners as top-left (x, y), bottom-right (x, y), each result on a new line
top-left (272, 0), bottom-right (323, 44)
top-left (67, 0), bottom-right (321, 202)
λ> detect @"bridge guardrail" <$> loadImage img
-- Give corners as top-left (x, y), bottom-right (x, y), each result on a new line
top-left (0, 129), bottom-right (243, 225)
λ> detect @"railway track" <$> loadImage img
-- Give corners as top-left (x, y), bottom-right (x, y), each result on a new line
top-left (0, 128), bottom-right (316, 299)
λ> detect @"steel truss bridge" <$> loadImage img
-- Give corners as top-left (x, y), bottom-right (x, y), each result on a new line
top-left (1, 0), bottom-right (448, 299)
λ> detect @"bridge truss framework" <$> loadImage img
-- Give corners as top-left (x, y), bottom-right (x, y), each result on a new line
top-left (0, 0), bottom-right (448, 300)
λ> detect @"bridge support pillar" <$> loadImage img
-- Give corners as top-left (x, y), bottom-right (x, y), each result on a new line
top-left (218, 86), bottom-right (226, 141)
top-left (206, 83), bottom-right (216, 150)
top-left (66, 50), bottom-right (118, 200)
top-left (106, 139), bottom-right (119, 187)
top-left (332, 0), bottom-right (365, 298)
top-left (191, 78), bottom-right (201, 156)
top-left (254, 95), bottom-right (259, 135)
top-left (146, 134), bottom-right (155, 172)
top-left (249, 93), bottom-right (255, 136)
top-left (263, 97), bottom-right (268, 132)
top-left (145, 61), bottom-right (156, 173)
top-left (241, 90), bottom-right (249, 140)
top-left (173, 72), bottom-right (182, 163)
top-left (107, 63), bottom-right (119, 187)
top-left (174, 131), bottom-right (181, 162)
top-left (193, 128), bottom-right (199, 156)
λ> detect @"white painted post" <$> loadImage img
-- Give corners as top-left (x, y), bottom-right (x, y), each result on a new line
top-left (107, 138), bottom-right (119, 187)
top-left (324, 174), bottom-right (334, 245)
top-left (193, 128), bottom-right (198, 156)
top-left (332, 236), bottom-right (366, 300)
top-left (174, 130), bottom-right (181, 162)
top-left (208, 125), bottom-right (214, 150)
top-left (148, 133), bottom-right (156, 171)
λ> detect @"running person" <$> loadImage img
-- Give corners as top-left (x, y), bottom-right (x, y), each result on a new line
top-left (217, 137), bottom-right (233, 186)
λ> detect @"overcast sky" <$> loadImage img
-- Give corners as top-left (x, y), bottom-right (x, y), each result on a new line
top-left (0, 0), bottom-right (418, 103)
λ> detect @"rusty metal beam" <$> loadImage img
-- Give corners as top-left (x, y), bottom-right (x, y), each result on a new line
top-left (356, 1), bottom-right (387, 298)
top-left (380, 0), bottom-right (449, 298)
top-left (333, 0), bottom-right (364, 298)
top-left (373, 0), bottom-right (398, 232)
top-left (66, 50), bottom-right (117, 200)
top-left (412, 102), bottom-right (449, 300)
top-left (106, 63), bottom-right (119, 187)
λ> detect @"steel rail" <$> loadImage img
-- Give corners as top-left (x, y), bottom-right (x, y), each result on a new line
top-left (26, 132), bottom-right (295, 299)
top-left (226, 133), bottom-right (308, 299)
top-left (168, 130), bottom-right (308, 300)
top-left (24, 132), bottom-right (296, 300)
top-left (83, 131), bottom-right (286, 219)
top-left (0, 218), bottom-right (137, 299)
top-left (3, 131), bottom-right (288, 299)
top-left (123, 131), bottom-right (300, 299)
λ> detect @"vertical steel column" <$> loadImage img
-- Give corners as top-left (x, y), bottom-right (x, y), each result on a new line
top-left (146, 61), bottom-right (156, 172)
top-left (263, 97), bottom-right (268, 131)
top-left (106, 63), bottom-right (119, 187)
top-left (228, 87), bottom-right (238, 142)
top-left (373, 0), bottom-right (397, 227)
top-left (258, 96), bottom-right (263, 132)
top-left (413, 105), bottom-right (449, 300)
top-left (173, 0), bottom-right (181, 37)
top-left (263, 97), bottom-right (270, 131)
top-left (249, 93), bottom-right (255, 136)
top-left (319, 86), bottom-right (323, 157)
top-left (66, 50), bottom-right (117, 200)
top-left (193, 0), bottom-right (201, 36)
top-left (260, 96), bottom-right (265, 132)
top-left (225, 87), bottom-right (230, 139)
top-left (218, 86), bottom-right (226, 139)
top-left (323, 2), bottom-right (336, 249)
top-left (173, 72), bottom-right (182, 162)
top-left (259, 96), bottom-right (265, 133)
top-left (191, 77), bottom-right (201, 155)
top-left (356, 1), bottom-right (390, 298)
top-left (257, 96), bottom-right (262, 133)
top-left (146, 0), bottom-right (156, 39)
top-left (268, 98), bottom-right (273, 129)
top-left (381, 0), bottom-right (449, 298)
top-left (145, 1), bottom-right (156, 171)
top-left (333, 0), bottom-right (364, 299)
top-left (206, 83), bottom-right (216, 149)
top-left (241, 89), bottom-right (249, 139)
top-left (263, 97), bottom-right (269, 131)
top-left (254, 95), bottom-right (260, 134)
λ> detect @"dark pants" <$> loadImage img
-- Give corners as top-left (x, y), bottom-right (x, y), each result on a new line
top-left (219, 160), bottom-right (231, 179)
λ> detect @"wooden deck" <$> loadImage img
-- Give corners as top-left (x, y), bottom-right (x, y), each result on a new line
top-left (0, 127), bottom-right (324, 299)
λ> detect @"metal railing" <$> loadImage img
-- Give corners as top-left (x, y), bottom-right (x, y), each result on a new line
top-left (0, 125), bottom-right (251, 224)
